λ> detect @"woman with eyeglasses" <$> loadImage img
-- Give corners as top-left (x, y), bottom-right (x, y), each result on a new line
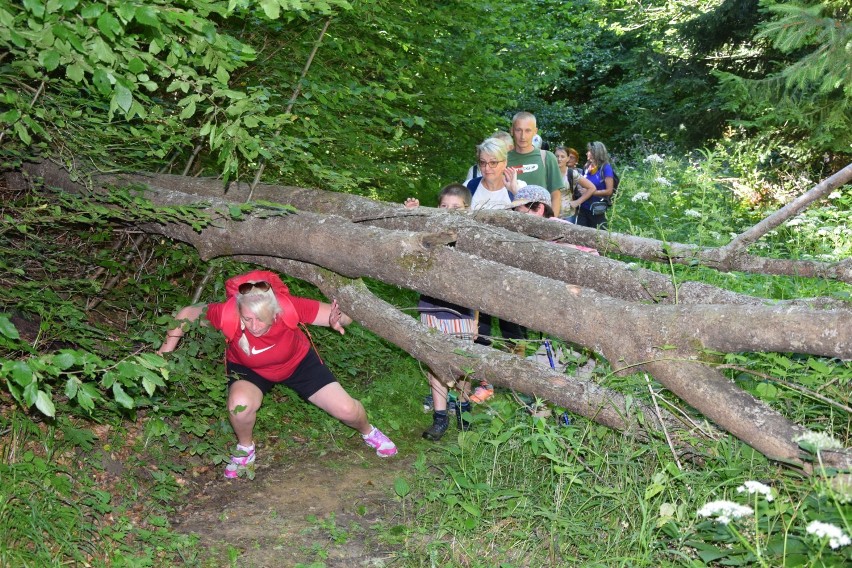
top-left (464, 137), bottom-right (526, 211)
top-left (157, 270), bottom-right (397, 478)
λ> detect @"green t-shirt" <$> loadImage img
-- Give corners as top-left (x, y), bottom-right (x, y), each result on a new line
top-left (507, 149), bottom-right (565, 192)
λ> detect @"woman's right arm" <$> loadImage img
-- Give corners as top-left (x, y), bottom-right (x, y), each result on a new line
top-left (157, 305), bottom-right (205, 355)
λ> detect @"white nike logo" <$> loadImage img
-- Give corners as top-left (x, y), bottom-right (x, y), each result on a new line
top-left (250, 345), bottom-right (274, 355)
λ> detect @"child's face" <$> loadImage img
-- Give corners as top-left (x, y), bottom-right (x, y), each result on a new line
top-left (440, 195), bottom-right (467, 210)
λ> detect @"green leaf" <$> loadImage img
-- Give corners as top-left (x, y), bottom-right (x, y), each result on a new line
top-left (35, 390), bottom-right (56, 417)
top-left (134, 5), bottom-right (159, 28)
top-left (76, 383), bottom-right (98, 411)
top-left (127, 57), bottom-right (146, 74)
top-left (96, 12), bottom-right (121, 41)
top-left (39, 49), bottom-right (61, 72)
top-left (115, 3), bottom-right (135, 23)
top-left (10, 361), bottom-right (33, 387)
top-left (65, 377), bottom-right (78, 399)
top-left (393, 477), bottom-right (410, 498)
top-left (113, 85), bottom-right (133, 113)
top-left (179, 99), bottom-right (196, 120)
top-left (0, 315), bottom-right (20, 339)
top-left (112, 382), bottom-right (134, 409)
top-left (53, 351), bottom-right (76, 370)
top-left (65, 63), bottom-right (84, 82)
top-left (23, 379), bottom-right (38, 406)
top-left (259, 0), bottom-right (280, 19)
top-left (80, 3), bottom-right (104, 19)
top-left (23, 0), bottom-right (46, 18)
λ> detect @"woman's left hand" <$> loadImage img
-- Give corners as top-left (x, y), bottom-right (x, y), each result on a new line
top-left (503, 167), bottom-right (518, 192)
top-left (328, 299), bottom-right (351, 335)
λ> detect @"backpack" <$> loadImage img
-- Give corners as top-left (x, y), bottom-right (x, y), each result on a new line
top-left (219, 270), bottom-right (299, 344)
top-left (607, 164), bottom-right (620, 203)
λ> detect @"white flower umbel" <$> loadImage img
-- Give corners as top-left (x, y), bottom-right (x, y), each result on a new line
top-left (737, 481), bottom-right (774, 502)
top-left (655, 176), bottom-right (672, 186)
top-left (698, 500), bottom-right (753, 525)
top-left (794, 431), bottom-right (844, 451)
top-left (684, 209), bottom-right (702, 218)
top-left (644, 153), bottom-right (664, 164)
top-left (631, 192), bottom-right (650, 202)
top-left (806, 521), bottom-right (851, 549)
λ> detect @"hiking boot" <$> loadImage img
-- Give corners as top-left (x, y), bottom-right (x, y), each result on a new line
top-left (362, 426), bottom-right (398, 457)
top-left (456, 402), bottom-right (472, 431)
top-left (470, 384), bottom-right (494, 404)
top-left (224, 443), bottom-right (256, 479)
top-left (422, 412), bottom-right (449, 441)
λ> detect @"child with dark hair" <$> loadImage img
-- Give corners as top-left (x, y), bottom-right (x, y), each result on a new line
top-left (404, 184), bottom-right (478, 439)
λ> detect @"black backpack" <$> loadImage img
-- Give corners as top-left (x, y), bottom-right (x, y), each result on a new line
top-left (604, 164), bottom-right (620, 204)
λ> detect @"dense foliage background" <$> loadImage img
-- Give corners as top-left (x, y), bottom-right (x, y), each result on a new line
top-left (1, 0), bottom-right (850, 565)
top-left (3, 0), bottom-right (849, 195)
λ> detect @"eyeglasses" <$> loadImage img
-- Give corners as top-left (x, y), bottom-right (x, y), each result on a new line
top-left (238, 281), bottom-right (271, 295)
top-left (477, 159), bottom-right (503, 169)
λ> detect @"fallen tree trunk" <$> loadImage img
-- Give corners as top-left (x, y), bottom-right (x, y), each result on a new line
top-left (112, 165), bottom-right (852, 285)
top-left (19, 162), bottom-right (849, 309)
top-left (12, 161), bottom-right (852, 472)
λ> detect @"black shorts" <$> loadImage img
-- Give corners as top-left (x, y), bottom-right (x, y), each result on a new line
top-left (226, 348), bottom-right (337, 400)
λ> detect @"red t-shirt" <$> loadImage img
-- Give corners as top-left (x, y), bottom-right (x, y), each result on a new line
top-left (206, 297), bottom-right (321, 382)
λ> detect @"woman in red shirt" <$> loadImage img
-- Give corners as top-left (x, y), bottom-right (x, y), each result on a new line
top-left (158, 270), bottom-right (397, 478)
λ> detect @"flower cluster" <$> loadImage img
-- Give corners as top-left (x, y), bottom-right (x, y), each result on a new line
top-left (794, 431), bottom-right (844, 451)
top-left (631, 192), bottom-right (650, 202)
top-left (806, 521), bottom-right (851, 549)
top-left (655, 176), bottom-right (672, 186)
top-left (684, 209), bottom-right (702, 218)
top-left (737, 480), bottom-right (773, 502)
top-left (697, 500), bottom-right (753, 524)
top-left (644, 154), bottom-right (665, 164)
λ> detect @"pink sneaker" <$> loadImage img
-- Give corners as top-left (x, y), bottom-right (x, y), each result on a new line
top-left (224, 444), bottom-right (255, 479)
top-left (362, 426), bottom-right (397, 457)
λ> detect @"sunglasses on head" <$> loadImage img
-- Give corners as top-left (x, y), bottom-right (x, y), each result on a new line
top-left (238, 281), bottom-right (271, 295)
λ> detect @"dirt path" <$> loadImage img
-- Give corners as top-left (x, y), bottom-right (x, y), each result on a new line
top-left (172, 442), bottom-right (415, 567)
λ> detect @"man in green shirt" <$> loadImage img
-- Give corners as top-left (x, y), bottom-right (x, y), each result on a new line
top-left (507, 112), bottom-right (565, 215)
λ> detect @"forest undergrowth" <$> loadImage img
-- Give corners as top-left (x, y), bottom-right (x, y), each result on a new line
top-left (1, 149), bottom-right (850, 567)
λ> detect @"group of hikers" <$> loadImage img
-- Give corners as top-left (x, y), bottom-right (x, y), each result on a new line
top-left (157, 111), bottom-right (613, 478)
top-left (404, 111), bottom-right (610, 442)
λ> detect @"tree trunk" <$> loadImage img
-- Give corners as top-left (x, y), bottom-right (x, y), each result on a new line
top-left (11, 161), bottom-right (852, 472)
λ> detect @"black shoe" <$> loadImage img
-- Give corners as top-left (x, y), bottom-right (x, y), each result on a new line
top-left (422, 412), bottom-right (449, 441)
top-left (457, 402), bottom-right (472, 431)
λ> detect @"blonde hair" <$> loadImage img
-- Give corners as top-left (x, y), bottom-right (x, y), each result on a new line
top-left (476, 137), bottom-right (510, 161)
top-left (235, 289), bottom-right (280, 355)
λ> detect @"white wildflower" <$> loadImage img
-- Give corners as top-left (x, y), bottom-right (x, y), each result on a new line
top-left (684, 209), bottom-right (702, 218)
top-left (729, 232), bottom-right (738, 239)
top-left (709, 231), bottom-right (721, 240)
top-left (806, 521), bottom-right (851, 549)
top-left (737, 481), bottom-right (774, 502)
top-left (697, 500), bottom-right (753, 525)
top-left (828, 191), bottom-right (841, 199)
top-left (631, 192), bottom-right (650, 202)
top-left (655, 176), bottom-right (672, 186)
top-left (644, 154), bottom-right (664, 164)
top-left (794, 431), bottom-right (843, 451)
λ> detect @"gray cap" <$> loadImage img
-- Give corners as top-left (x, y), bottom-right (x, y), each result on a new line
top-left (509, 185), bottom-right (551, 208)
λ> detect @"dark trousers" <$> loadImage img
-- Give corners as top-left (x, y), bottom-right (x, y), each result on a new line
top-left (577, 207), bottom-right (607, 229)
top-left (476, 313), bottom-right (526, 346)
